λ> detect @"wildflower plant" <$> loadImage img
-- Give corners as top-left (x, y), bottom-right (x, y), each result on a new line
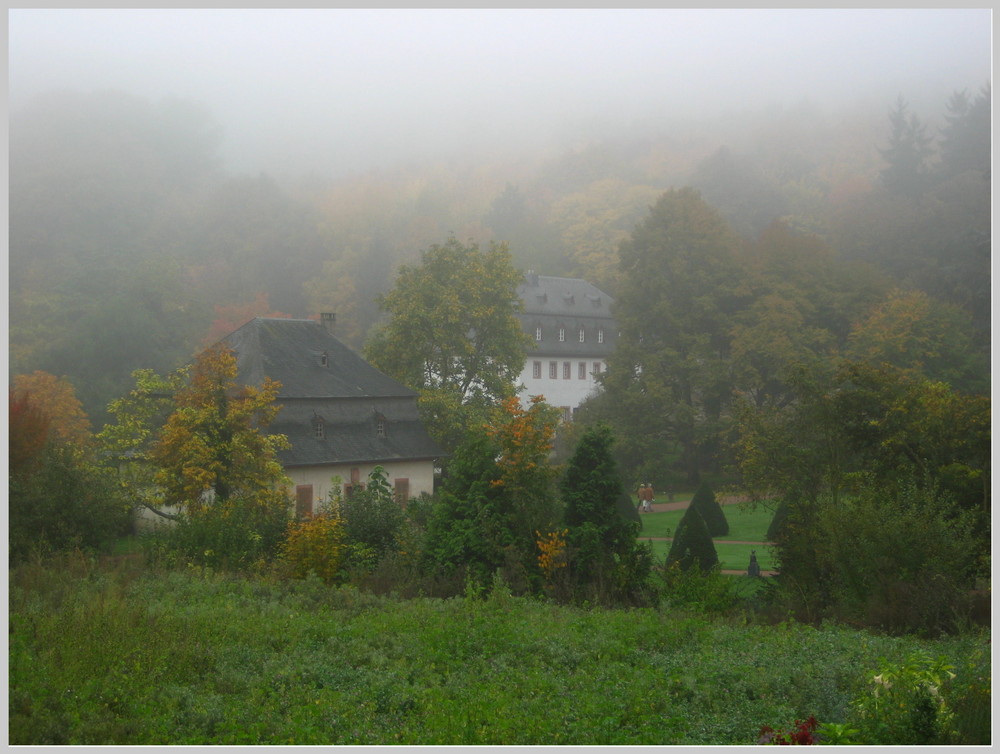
top-left (849, 651), bottom-right (957, 744)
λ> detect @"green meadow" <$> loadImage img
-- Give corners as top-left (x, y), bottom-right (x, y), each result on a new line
top-left (638, 500), bottom-right (776, 571)
top-left (8, 552), bottom-right (991, 746)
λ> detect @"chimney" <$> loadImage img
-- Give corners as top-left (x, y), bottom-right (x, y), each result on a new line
top-left (320, 312), bottom-right (336, 334)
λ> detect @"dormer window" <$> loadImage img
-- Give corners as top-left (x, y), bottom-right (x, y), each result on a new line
top-left (598, 328), bottom-right (604, 344)
top-left (558, 327), bottom-right (565, 342)
top-left (312, 416), bottom-right (325, 440)
top-left (375, 414), bottom-right (387, 439)
top-left (578, 327), bottom-right (585, 343)
top-left (535, 326), bottom-right (542, 341)
top-left (320, 351), bottom-right (329, 367)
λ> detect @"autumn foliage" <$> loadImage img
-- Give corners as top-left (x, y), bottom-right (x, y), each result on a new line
top-left (9, 390), bottom-right (51, 479)
top-left (12, 371), bottom-right (91, 447)
top-left (151, 343), bottom-right (289, 512)
top-left (280, 512), bottom-right (348, 583)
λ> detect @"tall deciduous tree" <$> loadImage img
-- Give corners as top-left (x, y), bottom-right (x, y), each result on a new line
top-left (599, 187), bottom-right (742, 484)
top-left (365, 237), bottom-right (531, 451)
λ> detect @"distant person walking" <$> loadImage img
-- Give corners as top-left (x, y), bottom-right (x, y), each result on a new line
top-left (637, 483), bottom-right (653, 513)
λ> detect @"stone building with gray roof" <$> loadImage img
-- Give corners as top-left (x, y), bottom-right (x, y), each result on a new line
top-left (220, 315), bottom-right (443, 514)
top-left (515, 273), bottom-right (617, 419)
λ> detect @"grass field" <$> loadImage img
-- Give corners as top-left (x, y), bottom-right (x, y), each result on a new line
top-left (637, 500), bottom-right (776, 571)
top-left (8, 552), bottom-right (991, 745)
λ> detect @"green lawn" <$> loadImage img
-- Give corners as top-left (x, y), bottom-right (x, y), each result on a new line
top-left (643, 539), bottom-right (777, 572)
top-left (637, 502), bottom-right (776, 572)
top-left (638, 501), bottom-right (774, 543)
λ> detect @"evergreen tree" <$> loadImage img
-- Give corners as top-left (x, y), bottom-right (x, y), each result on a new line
top-left (667, 505), bottom-right (718, 573)
top-left (766, 499), bottom-right (791, 542)
top-left (878, 97), bottom-right (933, 197)
top-left (561, 424), bottom-right (650, 598)
top-left (690, 481), bottom-right (728, 537)
top-left (423, 432), bottom-right (512, 588)
top-left (937, 84), bottom-right (991, 180)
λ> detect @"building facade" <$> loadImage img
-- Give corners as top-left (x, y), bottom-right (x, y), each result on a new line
top-left (515, 273), bottom-right (617, 419)
top-left (221, 316), bottom-right (443, 514)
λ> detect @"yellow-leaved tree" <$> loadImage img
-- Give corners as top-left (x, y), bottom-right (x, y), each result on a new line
top-left (101, 344), bottom-right (292, 568)
top-left (152, 344), bottom-right (290, 515)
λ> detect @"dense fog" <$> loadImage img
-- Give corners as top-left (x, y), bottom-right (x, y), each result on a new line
top-left (10, 9), bottom-right (991, 178)
top-left (8, 9), bottom-right (992, 423)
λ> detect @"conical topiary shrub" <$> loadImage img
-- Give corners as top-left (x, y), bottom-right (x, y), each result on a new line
top-left (666, 505), bottom-right (718, 572)
top-left (690, 482), bottom-right (728, 537)
top-left (766, 499), bottom-right (790, 542)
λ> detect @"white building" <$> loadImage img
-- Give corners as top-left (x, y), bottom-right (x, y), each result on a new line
top-left (515, 273), bottom-right (617, 419)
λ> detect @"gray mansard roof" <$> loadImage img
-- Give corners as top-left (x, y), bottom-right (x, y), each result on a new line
top-left (219, 317), bottom-right (443, 467)
top-left (516, 274), bottom-right (617, 357)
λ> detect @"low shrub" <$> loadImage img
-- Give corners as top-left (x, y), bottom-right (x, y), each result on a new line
top-left (279, 512), bottom-right (348, 583)
top-left (9, 444), bottom-right (132, 563)
top-left (146, 493), bottom-right (290, 571)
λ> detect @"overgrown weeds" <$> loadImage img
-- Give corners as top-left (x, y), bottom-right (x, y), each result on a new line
top-left (9, 555), bottom-right (990, 745)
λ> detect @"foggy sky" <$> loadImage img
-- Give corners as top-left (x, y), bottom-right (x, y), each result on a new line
top-left (9, 8), bottom-right (992, 179)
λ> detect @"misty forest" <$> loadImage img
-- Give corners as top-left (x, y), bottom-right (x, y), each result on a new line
top-left (8, 10), bottom-right (992, 747)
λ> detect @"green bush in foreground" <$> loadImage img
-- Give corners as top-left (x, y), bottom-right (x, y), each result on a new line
top-left (9, 554), bottom-right (989, 746)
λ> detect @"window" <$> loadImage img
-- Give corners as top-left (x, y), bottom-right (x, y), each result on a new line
top-left (345, 468), bottom-right (362, 498)
top-left (563, 361), bottom-right (571, 379)
top-left (578, 361), bottom-right (586, 379)
top-left (558, 327), bottom-right (565, 342)
top-left (593, 361), bottom-right (602, 376)
top-left (394, 478), bottom-right (410, 506)
top-left (533, 360), bottom-right (542, 379)
top-left (320, 351), bottom-right (329, 367)
top-left (295, 485), bottom-right (314, 518)
top-left (598, 328), bottom-right (604, 344)
top-left (535, 326), bottom-right (542, 341)
top-left (578, 328), bottom-right (585, 342)
top-left (376, 414), bottom-right (386, 439)
top-left (312, 416), bottom-right (325, 439)
top-left (549, 361), bottom-right (558, 379)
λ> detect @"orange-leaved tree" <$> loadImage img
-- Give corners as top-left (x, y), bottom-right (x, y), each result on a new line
top-left (12, 371), bottom-right (91, 448)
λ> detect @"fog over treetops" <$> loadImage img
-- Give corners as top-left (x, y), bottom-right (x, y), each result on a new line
top-left (8, 9), bottom-right (992, 423)
top-left (10, 8), bottom-right (991, 178)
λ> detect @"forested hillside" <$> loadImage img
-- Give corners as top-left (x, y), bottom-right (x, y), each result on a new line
top-left (9, 84), bottom-right (989, 426)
